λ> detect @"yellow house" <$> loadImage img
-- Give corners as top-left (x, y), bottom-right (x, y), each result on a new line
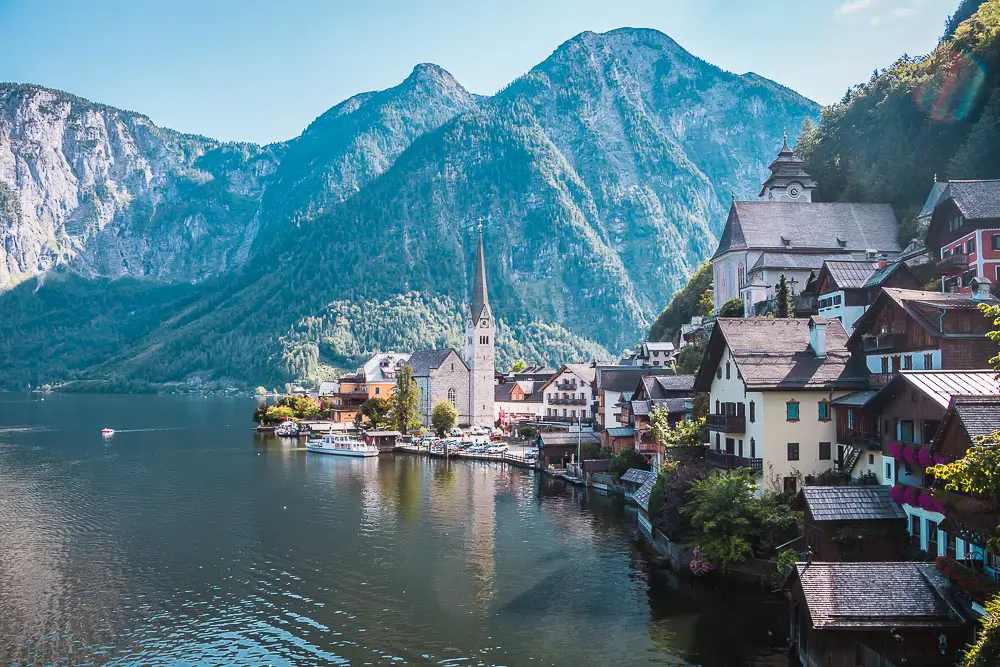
top-left (324, 352), bottom-right (411, 424)
top-left (693, 317), bottom-right (870, 495)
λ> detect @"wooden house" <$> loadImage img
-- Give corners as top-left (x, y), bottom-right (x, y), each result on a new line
top-left (797, 486), bottom-right (906, 562)
top-left (786, 562), bottom-right (973, 667)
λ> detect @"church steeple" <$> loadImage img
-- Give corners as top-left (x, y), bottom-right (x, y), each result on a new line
top-left (471, 221), bottom-right (489, 319)
top-left (759, 131), bottom-right (818, 202)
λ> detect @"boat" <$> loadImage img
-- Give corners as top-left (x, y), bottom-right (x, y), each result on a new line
top-left (101, 428), bottom-right (115, 437)
top-left (274, 421), bottom-right (300, 437)
top-left (306, 433), bottom-right (380, 458)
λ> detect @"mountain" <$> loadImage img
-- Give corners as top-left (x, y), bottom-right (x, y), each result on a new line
top-left (0, 28), bottom-right (819, 391)
top-left (797, 0), bottom-right (1000, 243)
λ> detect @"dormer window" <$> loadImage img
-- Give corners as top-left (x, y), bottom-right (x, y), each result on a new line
top-left (781, 236), bottom-right (791, 247)
top-left (836, 238), bottom-right (847, 248)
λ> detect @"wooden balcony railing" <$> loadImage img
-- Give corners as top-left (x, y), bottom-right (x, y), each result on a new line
top-left (706, 449), bottom-right (763, 473)
top-left (707, 413), bottom-right (746, 433)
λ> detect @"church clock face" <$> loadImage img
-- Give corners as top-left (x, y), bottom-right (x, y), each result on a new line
top-left (788, 185), bottom-right (801, 199)
top-left (480, 319), bottom-right (489, 328)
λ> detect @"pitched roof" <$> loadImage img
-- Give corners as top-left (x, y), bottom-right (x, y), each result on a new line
top-left (361, 351), bottom-right (411, 383)
top-left (945, 180), bottom-right (1000, 221)
top-left (801, 486), bottom-right (906, 522)
top-left (794, 562), bottom-right (969, 630)
top-left (830, 390), bottom-right (878, 407)
top-left (595, 367), bottom-right (665, 393)
top-left (605, 426), bottom-right (635, 438)
top-left (407, 349), bottom-right (464, 377)
top-left (620, 468), bottom-right (655, 484)
top-left (822, 260), bottom-right (878, 290)
top-left (759, 139), bottom-right (818, 196)
top-left (863, 261), bottom-right (912, 289)
top-left (848, 288), bottom-right (997, 346)
top-left (631, 400), bottom-right (650, 416)
top-left (638, 375), bottom-right (696, 398)
top-left (714, 201), bottom-right (900, 259)
top-left (470, 227), bottom-right (489, 318)
top-left (495, 380), bottom-right (545, 403)
top-left (694, 318), bottom-right (869, 391)
top-left (750, 252), bottom-right (853, 273)
top-left (564, 363), bottom-right (597, 385)
top-left (885, 371), bottom-right (1000, 410)
top-left (952, 395), bottom-right (1000, 438)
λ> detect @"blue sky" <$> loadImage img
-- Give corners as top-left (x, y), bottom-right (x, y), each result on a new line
top-left (0, 0), bottom-right (959, 144)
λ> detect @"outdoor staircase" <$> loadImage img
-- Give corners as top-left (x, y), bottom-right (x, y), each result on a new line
top-left (836, 445), bottom-right (864, 476)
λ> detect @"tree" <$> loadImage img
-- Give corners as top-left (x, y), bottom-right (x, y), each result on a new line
top-left (611, 448), bottom-right (648, 479)
top-left (509, 359), bottom-right (527, 373)
top-left (580, 440), bottom-right (604, 460)
top-left (698, 284), bottom-right (715, 316)
top-left (390, 366), bottom-right (421, 434)
top-left (518, 424), bottom-right (537, 440)
top-left (265, 405), bottom-right (295, 422)
top-left (649, 409), bottom-right (706, 459)
top-left (681, 469), bottom-right (759, 571)
top-left (929, 442), bottom-right (1000, 508)
top-left (648, 260), bottom-right (713, 342)
top-left (359, 397), bottom-right (392, 429)
top-left (431, 400), bottom-right (458, 438)
top-left (674, 338), bottom-right (706, 375)
top-left (775, 274), bottom-right (792, 318)
top-left (255, 386), bottom-right (267, 396)
top-left (965, 593), bottom-right (1000, 667)
top-left (718, 298), bottom-right (745, 318)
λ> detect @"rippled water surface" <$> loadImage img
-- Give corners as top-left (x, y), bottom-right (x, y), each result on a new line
top-left (0, 394), bottom-right (788, 666)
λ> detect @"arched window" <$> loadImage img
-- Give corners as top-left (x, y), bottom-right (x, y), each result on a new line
top-left (737, 263), bottom-right (745, 288)
top-left (447, 388), bottom-right (457, 406)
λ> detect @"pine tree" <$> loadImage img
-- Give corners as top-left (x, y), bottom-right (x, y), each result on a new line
top-left (775, 274), bottom-right (792, 318)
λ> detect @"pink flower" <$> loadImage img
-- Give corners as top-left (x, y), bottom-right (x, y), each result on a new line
top-left (888, 441), bottom-right (903, 459)
top-left (890, 485), bottom-right (903, 504)
top-left (902, 486), bottom-right (918, 506)
top-left (933, 455), bottom-right (948, 466)
top-left (903, 446), bottom-right (917, 466)
top-left (918, 447), bottom-right (934, 468)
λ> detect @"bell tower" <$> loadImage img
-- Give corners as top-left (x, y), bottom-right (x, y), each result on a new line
top-left (759, 131), bottom-right (817, 202)
top-left (466, 221), bottom-right (495, 427)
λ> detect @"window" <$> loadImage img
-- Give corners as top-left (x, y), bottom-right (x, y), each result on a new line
top-left (783, 477), bottom-right (797, 495)
top-left (869, 453), bottom-right (875, 464)
top-left (891, 355), bottom-right (901, 372)
top-left (447, 388), bottom-right (457, 406)
top-left (911, 514), bottom-right (921, 539)
top-left (847, 408), bottom-right (855, 429)
top-left (726, 438), bottom-right (735, 454)
top-left (375, 387), bottom-right (380, 395)
top-left (969, 238), bottom-right (977, 255)
top-left (818, 401), bottom-right (830, 421)
top-left (993, 233), bottom-right (1000, 251)
top-left (738, 439), bottom-right (744, 457)
top-left (899, 420), bottom-right (915, 443)
top-left (903, 355), bottom-right (913, 370)
top-left (715, 432), bottom-right (721, 450)
top-left (725, 362), bottom-right (731, 380)
top-left (571, 410), bottom-right (576, 418)
top-left (749, 401), bottom-right (756, 423)
top-left (923, 353), bottom-right (934, 370)
top-left (881, 357), bottom-right (889, 374)
top-left (715, 399), bottom-right (720, 414)
top-left (928, 521), bottom-right (938, 550)
top-left (996, 264), bottom-right (1000, 283)
top-left (787, 442), bottom-right (800, 461)
top-left (834, 294), bottom-right (842, 306)
top-left (944, 277), bottom-right (959, 292)
top-left (819, 442), bottom-right (831, 460)
top-left (886, 461), bottom-right (892, 480)
top-left (949, 215), bottom-right (965, 232)
top-left (737, 263), bottom-right (745, 288)
top-left (962, 269), bottom-right (977, 287)
top-left (786, 400), bottom-right (800, 422)
top-left (750, 438), bottom-right (756, 458)
top-left (943, 248), bottom-right (952, 258)
top-left (716, 367), bottom-right (722, 380)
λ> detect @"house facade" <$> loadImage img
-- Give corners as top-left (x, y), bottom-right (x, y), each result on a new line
top-left (926, 179), bottom-right (1000, 291)
top-left (629, 375), bottom-right (695, 468)
top-left (494, 379), bottom-right (545, 425)
top-left (815, 260), bottom-right (919, 334)
top-left (694, 317), bottom-right (869, 495)
top-left (593, 367), bottom-right (668, 429)
top-left (712, 139), bottom-right (900, 315)
top-left (539, 363), bottom-right (598, 423)
top-left (408, 349), bottom-right (471, 427)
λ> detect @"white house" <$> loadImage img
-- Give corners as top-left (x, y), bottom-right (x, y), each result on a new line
top-left (539, 363), bottom-right (598, 423)
top-left (693, 317), bottom-right (869, 495)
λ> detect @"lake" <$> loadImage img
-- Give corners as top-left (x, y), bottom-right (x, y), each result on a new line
top-left (0, 394), bottom-right (788, 666)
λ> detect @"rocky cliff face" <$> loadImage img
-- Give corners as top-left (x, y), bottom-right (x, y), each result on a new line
top-left (0, 28), bottom-right (821, 389)
top-left (0, 84), bottom-right (281, 287)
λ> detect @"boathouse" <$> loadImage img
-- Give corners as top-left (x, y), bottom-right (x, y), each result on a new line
top-left (537, 431), bottom-right (599, 470)
top-left (796, 486), bottom-right (906, 562)
top-left (364, 430), bottom-right (401, 452)
top-left (785, 562), bottom-right (973, 667)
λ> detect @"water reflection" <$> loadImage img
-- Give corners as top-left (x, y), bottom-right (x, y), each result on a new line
top-left (0, 395), bottom-right (788, 666)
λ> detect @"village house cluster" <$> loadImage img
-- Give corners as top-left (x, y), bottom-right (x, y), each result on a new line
top-left (678, 140), bottom-right (1000, 666)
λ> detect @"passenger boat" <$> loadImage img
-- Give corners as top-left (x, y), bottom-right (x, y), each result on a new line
top-left (101, 428), bottom-right (115, 438)
top-left (274, 421), bottom-right (300, 437)
top-left (306, 433), bottom-right (379, 458)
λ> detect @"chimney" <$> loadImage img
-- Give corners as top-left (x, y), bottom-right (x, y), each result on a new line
top-left (875, 254), bottom-right (889, 270)
top-left (809, 316), bottom-right (828, 359)
top-left (972, 277), bottom-right (993, 301)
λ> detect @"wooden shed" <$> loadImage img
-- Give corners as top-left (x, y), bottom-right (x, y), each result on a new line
top-left (797, 486), bottom-right (907, 562)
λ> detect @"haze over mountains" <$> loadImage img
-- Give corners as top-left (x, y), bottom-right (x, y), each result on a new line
top-left (0, 28), bottom-right (819, 390)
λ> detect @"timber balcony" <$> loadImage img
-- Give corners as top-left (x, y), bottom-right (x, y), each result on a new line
top-left (706, 449), bottom-right (763, 473)
top-left (707, 413), bottom-right (746, 434)
top-left (868, 372), bottom-right (895, 388)
top-left (861, 333), bottom-right (905, 352)
top-left (549, 397), bottom-right (587, 405)
top-left (937, 252), bottom-right (969, 274)
top-left (555, 381), bottom-right (579, 391)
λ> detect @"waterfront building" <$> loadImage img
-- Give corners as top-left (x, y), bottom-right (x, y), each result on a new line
top-left (786, 562), bottom-right (973, 667)
top-left (693, 317), bottom-right (868, 495)
top-left (538, 363), bottom-right (598, 424)
top-left (925, 179), bottom-right (1000, 291)
top-left (537, 431), bottom-right (600, 470)
top-left (796, 486), bottom-right (906, 562)
top-left (712, 137), bottom-right (900, 315)
top-left (621, 469), bottom-right (656, 537)
top-left (359, 352), bottom-right (411, 398)
top-left (846, 283), bottom-right (998, 389)
top-left (593, 366), bottom-right (668, 430)
top-left (408, 348), bottom-right (471, 427)
top-left (494, 379), bottom-right (545, 424)
top-left (628, 375), bottom-right (695, 467)
top-left (814, 259), bottom-right (919, 334)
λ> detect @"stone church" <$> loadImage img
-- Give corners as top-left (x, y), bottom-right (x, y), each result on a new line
top-left (408, 225), bottom-right (495, 428)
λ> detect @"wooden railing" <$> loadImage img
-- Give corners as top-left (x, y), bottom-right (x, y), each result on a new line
top-left (707, 413), bottom-right (746, 433)
top-left (706, 449), bottom-right (763, 473)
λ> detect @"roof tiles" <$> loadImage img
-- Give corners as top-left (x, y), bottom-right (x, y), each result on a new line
top-left (801, 486), bottom-right (906, 522)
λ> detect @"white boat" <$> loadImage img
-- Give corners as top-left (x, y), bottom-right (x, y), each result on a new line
top-left (101, 428), bottom-right (115, 438)
top-left (274, 421), bottom-right (300, 437)
top-left (306, 433), bottom-right (379, 458)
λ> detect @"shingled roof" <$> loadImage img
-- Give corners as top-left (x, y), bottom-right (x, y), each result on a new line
top-left (595, 367), bottom-right (665, 393)
top-left (801, 486), bottom-right (906, 522)
top-left (713, 201), bottom-right (900, 259)
top-left (931, 394), bottom-right (1000, 452)
top-left (794, 562), bottom-right (969, 630)
top-left (848, 288), bottom-right (998, 347)
top-left (694, 318), bottom-right (869, 391)
top-left (407, 349), bottom-right (464, 377)
top-left (820, 260), bottom-right (878, 290)
top-left (750, 252), bottom-right (852, 273)
top-left (870, 371), bottom-right (1000, 411)
top-left (945, 180), bottom-right (1000, 221)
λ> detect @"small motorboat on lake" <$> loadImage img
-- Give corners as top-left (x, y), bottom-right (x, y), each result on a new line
top-left (274, 421), bottom-right (300, 438)
top-left (101, 428), bottom-right (115, 438)
top-left (306, 433), bottom-right (379, 458)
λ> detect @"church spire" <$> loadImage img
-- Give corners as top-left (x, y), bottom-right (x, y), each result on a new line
top-left (471, 221), bottom-right (489, 318)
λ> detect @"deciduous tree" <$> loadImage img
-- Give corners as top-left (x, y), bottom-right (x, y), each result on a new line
top-left (391, 366), bottom-right (421, 434)
top-left (431, 400), bottom-right (458, 438)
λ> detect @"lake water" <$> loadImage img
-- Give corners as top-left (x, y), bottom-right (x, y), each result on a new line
top-left (0, 394), bottom-right (789, 666)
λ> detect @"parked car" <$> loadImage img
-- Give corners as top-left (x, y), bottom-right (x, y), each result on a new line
top-left (486, 444), bottom-right (508, 455)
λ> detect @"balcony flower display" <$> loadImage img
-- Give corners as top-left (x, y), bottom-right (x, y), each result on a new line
top-left (887, 441), bottom-right (903, 459)
top-left (902, 485), bottom-right (918, 506)
top-left (917, 447), bottom-right (934, 469)
top-left (902, 445), bottom-right (917, 466)
top-left (890, 485), bottom-right (903, 504)
top-left (933, 454), bottom-right (948, 465)
top-left (918, 492), bottom-right (936, 512)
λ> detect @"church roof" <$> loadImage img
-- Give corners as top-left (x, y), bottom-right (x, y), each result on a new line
top-left (471, 226), bottom-right (489, 318)
top-left (758, 137), bottom-right (818, 197)
top-left (750, 252), bottom-right (852, 273)
top-left (713, 201), bottom-right (900, 259)
top-left (407, 349), bottom-right (465, 377)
